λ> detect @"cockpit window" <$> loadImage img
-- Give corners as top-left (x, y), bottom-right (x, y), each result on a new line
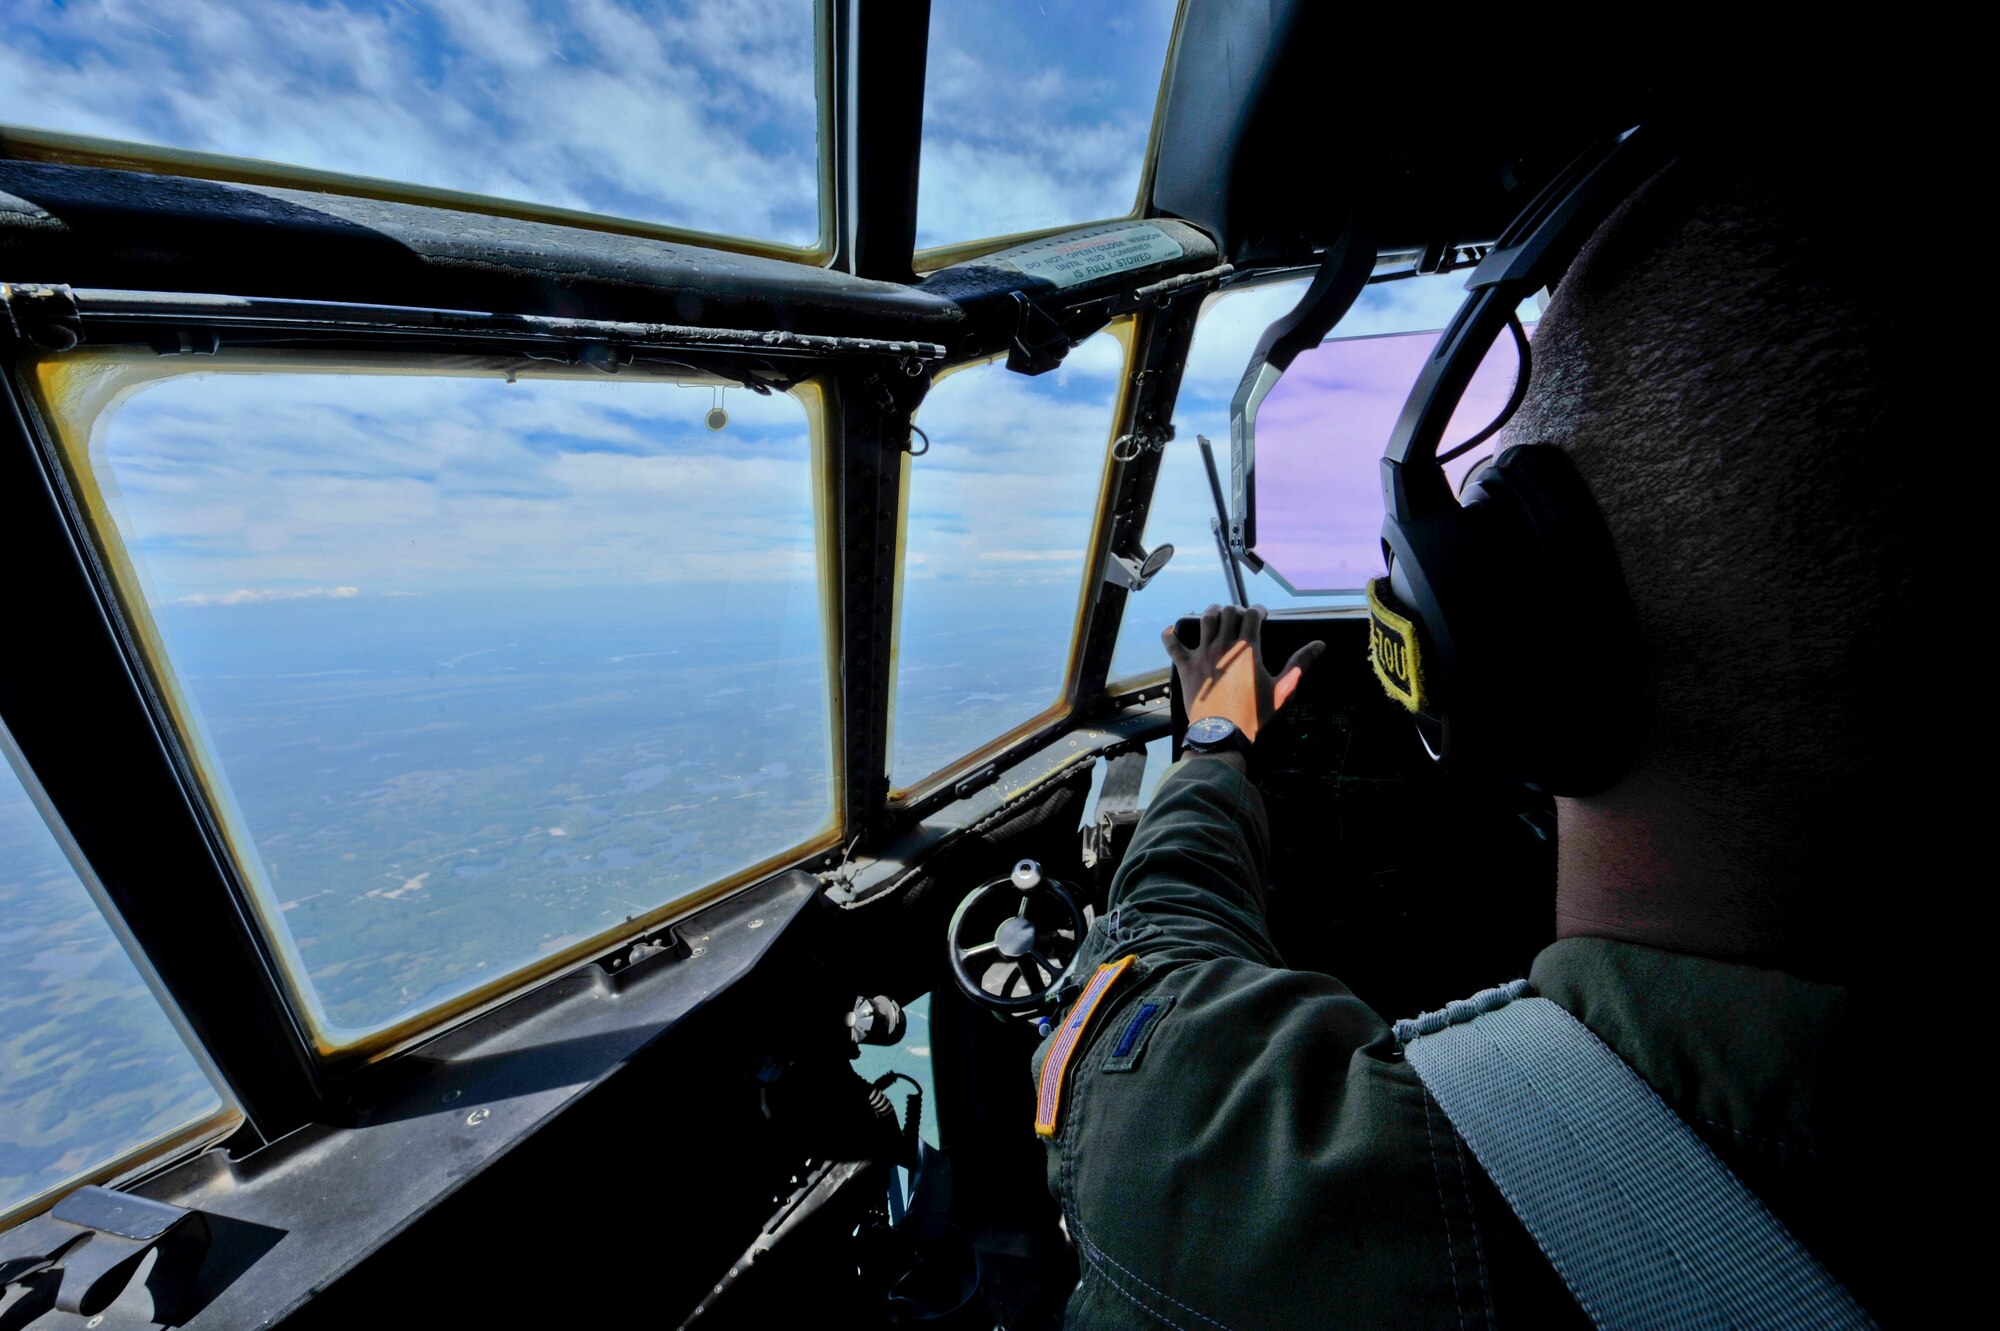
top-left (32, 358), bottom-right (838, 1048)
top-left (1109, 272), bottom-right (1531, 682)
top-left (891, 325), bottom-right (1130, 791)
top-left (0, 0), bottom-right (827, 252)
top-left (1109, 279), bottom-right (1309, 682)
top-left (1, 720), bottom-right (230, 1226)
top-left (916, 0), bottom-right (1178, 253)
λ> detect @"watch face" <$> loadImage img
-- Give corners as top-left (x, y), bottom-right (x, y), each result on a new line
top-left (1185, 716), bottom-right (1238, 747)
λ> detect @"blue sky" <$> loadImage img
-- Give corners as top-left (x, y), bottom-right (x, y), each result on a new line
top-left (918, 0), bottom-right (1176, 246)
top-left (1, 0), bottom-right (1175, 249)
top-left (90, 371), bottom-right (822, 604)
top-left (2, 0), bottom-right (823, 242)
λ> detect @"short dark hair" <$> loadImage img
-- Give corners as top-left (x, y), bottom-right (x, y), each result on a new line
top-left (1504, 130), bottom-right (1916, 967)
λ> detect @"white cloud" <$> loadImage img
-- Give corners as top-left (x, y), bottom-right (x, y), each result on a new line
top-left (915, 1), bottom-right (1178, 247)
top-left (1059, 331), bottom-right (1129, 383)
top-left (76, 272), bottom-right (1494, 618)
top-left (172, 585), bottom-right (361, 607)
top-left (902, 327), bottom-right (1127, 589)
top-left (0, 0), bottom-right (822, 244)
top-left (91, 371), bottom-right (824, 603)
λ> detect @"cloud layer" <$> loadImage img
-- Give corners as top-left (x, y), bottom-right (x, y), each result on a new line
top-left (81, 340), bottom-right (1130, 608)
top-left (94, 370), bottom-right (823, 606)
top-left (1, 0), bottom-right (823, 244)
top-left (171, 585), bottom-right (360, 607)
top-left (917, 1), bottom-right (1177, 247)
top-left (5, 0), bottom-right (1185, 254)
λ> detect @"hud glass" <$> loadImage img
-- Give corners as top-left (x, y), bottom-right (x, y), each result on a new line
top-left (1237, 318), bottom-right (1529, 595)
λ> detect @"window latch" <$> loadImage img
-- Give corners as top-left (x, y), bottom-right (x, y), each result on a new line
top-left (1005, 291), bottom-right (1113, 377)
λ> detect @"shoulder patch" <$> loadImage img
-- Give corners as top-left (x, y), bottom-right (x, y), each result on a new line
top-left (1035, 954), bottom-right (1137, 1137)
top-left (1102, 992), bottom-right (1174, 1074)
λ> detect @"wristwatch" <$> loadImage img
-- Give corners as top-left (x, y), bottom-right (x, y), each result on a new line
top-left (1183, 715), bottom-right (1253, 758)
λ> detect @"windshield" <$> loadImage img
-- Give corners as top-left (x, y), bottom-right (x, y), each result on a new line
top-left (0, 0), bottom-right (826, 249)
top-left (917, 0), bottom-right (1177, 251)
top-left (1, 722), bottom-right (229, 1224)
top-left (38, 358), bottom-right (837, 1045)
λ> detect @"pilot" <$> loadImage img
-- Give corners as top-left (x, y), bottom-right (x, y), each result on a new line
top-left (1030, 117), bottom-right (1917, 1327)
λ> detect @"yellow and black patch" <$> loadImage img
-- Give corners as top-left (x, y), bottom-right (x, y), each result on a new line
top-left (1367, 578), bottom-right (1426, 713)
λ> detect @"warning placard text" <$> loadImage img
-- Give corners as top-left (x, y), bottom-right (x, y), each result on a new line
top-left (996, 224), bottom-right (1186, 289)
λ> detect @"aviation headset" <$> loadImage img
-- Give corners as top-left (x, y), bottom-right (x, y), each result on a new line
top-left (1369, 126), bottom-right (1671, 795)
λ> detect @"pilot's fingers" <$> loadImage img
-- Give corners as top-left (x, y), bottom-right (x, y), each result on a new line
top-left (1215, 603), bottom-right (1243, 643)
top-left (1199, 604), bottom-right (1223, 645)
top-left (1244, 605), bottom-right (1268, 648)
top-left (1161, 625), bottom-right (1188, 664)
top-left (1283, 639), bottom-right (1327, 678)
top-left (1272, 640), bottom-right (1327, 711)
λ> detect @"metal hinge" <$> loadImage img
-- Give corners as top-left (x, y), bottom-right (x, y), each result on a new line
top-left (953, 763), bottom-right (1000, 801)
top-left (0, 281), bottom-right (82, 351)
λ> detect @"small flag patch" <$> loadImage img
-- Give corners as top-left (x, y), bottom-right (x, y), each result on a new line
top-left (1035, 955), bottom-right (1136, 1137)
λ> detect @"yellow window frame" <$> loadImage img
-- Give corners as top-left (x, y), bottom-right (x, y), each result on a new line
top-left (20, 349), bottom-right (848, 1063)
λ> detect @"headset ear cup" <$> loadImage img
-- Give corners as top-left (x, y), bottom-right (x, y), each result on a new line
top-left (1483, 445), bottom-right (1628, 630)
top-left (1485, 446), bottom-right (1601, 565)
top-left (1475, 445), bottom-right (1637, 792)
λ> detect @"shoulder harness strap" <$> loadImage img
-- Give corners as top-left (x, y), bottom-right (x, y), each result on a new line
top-left (1397, 983), bottom-right (1875, 1331)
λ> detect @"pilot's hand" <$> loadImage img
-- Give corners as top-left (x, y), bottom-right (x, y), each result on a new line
top-left (1163, 605), bottom-right (1325, 744)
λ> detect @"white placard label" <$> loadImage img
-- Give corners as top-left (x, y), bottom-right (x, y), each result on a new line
top-left (995, 223), bottom-right (1185, 289)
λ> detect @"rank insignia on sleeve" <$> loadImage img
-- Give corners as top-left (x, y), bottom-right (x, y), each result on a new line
top-left (1102, 993), bottom-right (1175, 1074)
top-left (1035, 954), bottom-right (1137, 1137)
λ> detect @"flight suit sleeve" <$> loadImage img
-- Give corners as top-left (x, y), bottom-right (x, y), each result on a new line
top-left (1028, 753), bottom-right (1286, 1100)
top-left (1092, 753), bottom-right (1284, 970)
top-left (1029, 756), bottom-right (1459, 1330)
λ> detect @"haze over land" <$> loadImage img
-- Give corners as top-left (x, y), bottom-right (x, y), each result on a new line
top-left (0, 589), bottom-right (1039, 1214)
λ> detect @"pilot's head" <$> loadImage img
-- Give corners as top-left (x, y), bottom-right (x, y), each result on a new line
top-left (1504, 124), bottom-right (1914, 978)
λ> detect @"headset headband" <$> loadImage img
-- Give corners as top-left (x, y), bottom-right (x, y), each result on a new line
top-left (1380, 126), bottom-right (1668, 527)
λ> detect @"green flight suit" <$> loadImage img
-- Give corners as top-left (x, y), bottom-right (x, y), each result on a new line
top-left (1032, 756), bottom-right (1903, 1329)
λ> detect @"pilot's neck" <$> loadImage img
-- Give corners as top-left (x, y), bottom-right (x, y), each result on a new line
top-left (1552, 776), bottom-right (1866, 984)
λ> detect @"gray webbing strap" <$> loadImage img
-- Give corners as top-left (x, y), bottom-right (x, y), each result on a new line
top-left (1398, 986), bottom-right (1875, 1331)
top-left (1082, 748), bottom-right (1148, 883)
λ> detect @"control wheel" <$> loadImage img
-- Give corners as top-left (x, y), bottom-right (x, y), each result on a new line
top-left (946, 859), bottom-right (1086, 1014)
